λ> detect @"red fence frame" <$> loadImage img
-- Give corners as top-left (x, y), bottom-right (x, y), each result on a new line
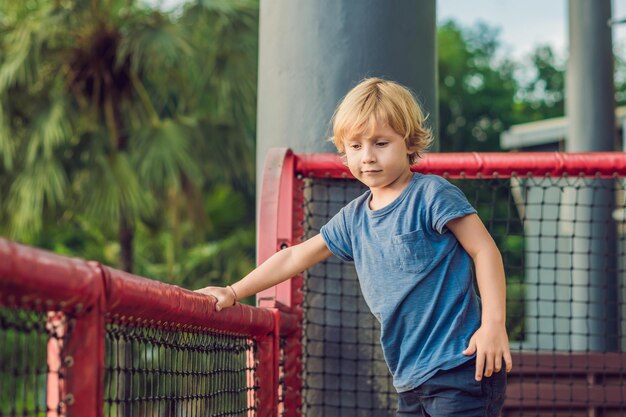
top-left (257, 149), bottom-right (626, 417)
top-left (257, 148), bottom-right (305, 417)
top-left (4, 150), bottom-right (626, 416)
top-left (295, 151), bottom-right (626, 179)
top-left (0, 238), bottom-right (296, 417)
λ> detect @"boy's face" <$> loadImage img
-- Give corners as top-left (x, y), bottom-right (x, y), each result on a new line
top-left (343, 121), bottom-right (413, 192)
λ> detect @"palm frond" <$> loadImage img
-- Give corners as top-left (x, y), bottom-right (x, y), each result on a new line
top-left (25, 97), bottom-right (72, 165)
top-left (118, 13), bottom-right (192, 76)
top-left (135, 225), bottom-right (255, 288)
top-left (0, 3), bottom-right (68, 93)
top-left (132, 118), bottom-right (201, 190)
top-left (80, 152), bottom-right (155, 226)
top-left (180, 226), bottom-right (255, 287)
top-left (194, 123), bottom-right (255, 193)
top-left (7, 158), bottom-right (68, 239)
top-left (0, 101), bottom-right (14, 169)
top-left (0, 25), bottom-right (34, 92)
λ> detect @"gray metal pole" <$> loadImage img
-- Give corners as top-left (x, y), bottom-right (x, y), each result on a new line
top-left (257, 1), bottom-right (437, 414)
top-left (257, 0), bottom-right (438, 181)
top-left (567, 0), bottom-right (615, 152)
top-left (566, 0), bottom-right (618, 351)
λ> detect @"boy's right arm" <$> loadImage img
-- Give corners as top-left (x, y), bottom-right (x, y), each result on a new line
top-left (196, 234), bottom-right (333, 311)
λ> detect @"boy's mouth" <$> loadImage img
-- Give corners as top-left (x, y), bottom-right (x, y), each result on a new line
top-left (362, 170), bottom-right (382, 174)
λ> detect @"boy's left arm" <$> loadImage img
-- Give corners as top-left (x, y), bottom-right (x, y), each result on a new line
top-left (446, 213), bottom-right (513, 381)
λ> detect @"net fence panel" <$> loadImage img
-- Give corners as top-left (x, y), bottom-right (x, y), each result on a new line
top-left (104, 316), bottom-right (257, 417)
top-left (0, 303), bottom-right (70, 417)
top-left (300, 174), bottom-right (626, 417)
top-left (302, 178), bottom-right (395, 417)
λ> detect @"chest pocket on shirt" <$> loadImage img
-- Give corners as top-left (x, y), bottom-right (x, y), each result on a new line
top-left (391, 229), bottom-right (434, 273)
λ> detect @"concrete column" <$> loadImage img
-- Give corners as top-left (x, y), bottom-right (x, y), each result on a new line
top-left (566, 0), bottom-right (618, 351)
top-left (567, 0), bottom-right (615, 152)
top-left (257, 0), bottom-right (438, 181)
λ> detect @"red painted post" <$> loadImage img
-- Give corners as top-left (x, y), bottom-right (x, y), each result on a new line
top-left (0, 240), bottom-right (105, 417)
top-left (64, 262), bottom-right (105, 417)
top-left (254, 309), bottom-right (281, 417)
top-left (256, 148), bottom-right (305, 417)
top-left (257, 148), bottom-right (296, 307)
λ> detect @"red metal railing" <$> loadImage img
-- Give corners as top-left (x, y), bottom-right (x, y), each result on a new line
top-left (295, 151), bottom-right (626, 178)
top-left (0, 238), bottom-right (296, 417)
top-left (4, 150), bottom-right (626, 417)
top-left (269, 149), bottom-right (626, 416)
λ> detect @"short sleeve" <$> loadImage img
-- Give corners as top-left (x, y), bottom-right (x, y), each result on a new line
top-left (428, 179), bottom-right (477, 234)
top-left (320, 207), bottom-right (354, 262)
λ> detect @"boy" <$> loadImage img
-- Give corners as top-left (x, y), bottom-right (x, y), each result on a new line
top-left (197, 78), bottom-right (512, 416)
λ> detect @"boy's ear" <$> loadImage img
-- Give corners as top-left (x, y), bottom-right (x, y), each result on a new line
top-left (405, 142), bottom-right (419, 164)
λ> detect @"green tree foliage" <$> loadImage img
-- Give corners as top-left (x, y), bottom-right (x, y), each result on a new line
top-left (514, 45), bottom-right (565, 122)
top-left (0, 0), bottom-right (258, 290)
top-left (437, 20), bottom-right (519, 152)
top-left (614, 42), bottom-right (626, 107)
top-left (132, 0), bottom-right (259, 290)
top-left (437, 20), bottom-right (571, 153)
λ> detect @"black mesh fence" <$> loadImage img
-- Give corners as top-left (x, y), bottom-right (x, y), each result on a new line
top-left (0, 303), bottom-right (70, 417)
top-left (302, 178), bottom-right (395, 417)
top-left (104, 316), bottom-right (257, 417)
top-left (300, 174), bottom-right (626, 417)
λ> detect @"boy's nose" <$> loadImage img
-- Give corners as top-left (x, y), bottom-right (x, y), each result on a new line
top-left (362, 146), bottom-right (376, 163)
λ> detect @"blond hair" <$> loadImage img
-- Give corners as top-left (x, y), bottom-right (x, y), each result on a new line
top-left (330, 78), bottom-right (433, 164)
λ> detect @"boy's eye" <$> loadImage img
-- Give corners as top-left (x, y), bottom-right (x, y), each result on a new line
top-left (376, 141), bottom-right (389, 147)
top-left (349, 143), bottom-right (361, 150)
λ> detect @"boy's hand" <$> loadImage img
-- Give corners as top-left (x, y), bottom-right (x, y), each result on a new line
top-left (195, 286), bottom-right (236, 312)
top-left (462, 323), bottom-right (513, 381)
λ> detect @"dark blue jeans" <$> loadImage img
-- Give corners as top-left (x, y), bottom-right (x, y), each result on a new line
top-left (397, 359), bottom-right (507, 417)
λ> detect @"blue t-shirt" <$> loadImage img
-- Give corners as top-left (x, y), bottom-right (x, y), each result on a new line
top-left (320, 173), bottom-right (481, 392)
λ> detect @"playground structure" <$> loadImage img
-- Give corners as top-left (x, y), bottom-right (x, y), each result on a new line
top-left (3, 150), bottom-right (626, 416)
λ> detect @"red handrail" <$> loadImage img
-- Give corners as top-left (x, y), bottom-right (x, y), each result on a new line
top-left (295, 151), bottom-right (626, 178)
top-left (0, 238), bottom-right (286, 417)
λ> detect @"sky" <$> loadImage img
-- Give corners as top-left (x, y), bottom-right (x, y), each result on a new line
top-left (438, 0), bottom-right (626, 60)
top-left (148, 0), bottom-right (626, 61)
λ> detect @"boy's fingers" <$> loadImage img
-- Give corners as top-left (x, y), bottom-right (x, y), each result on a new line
top-left (195, 287), bottom-right (216, 296)
top-left (215, 296), bottom-right (229, 312)
top-left (196, 287), bottom-right (236, 312)
top-left (462, 338), bottom-right (477, 355)
top-left (195, 287), bottom-right (224, 311)
top-left (504, 351), bottom-right (514, 372)
top-left (484, 355), bottom-right (494, 377)
top-left (494, 353), bottom-right (503, 373)
top-left (475, 353), bottom-right (485, 381)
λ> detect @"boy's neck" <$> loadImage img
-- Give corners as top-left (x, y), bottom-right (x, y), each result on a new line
top-left (368, 170), bottom-right (414, 211)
